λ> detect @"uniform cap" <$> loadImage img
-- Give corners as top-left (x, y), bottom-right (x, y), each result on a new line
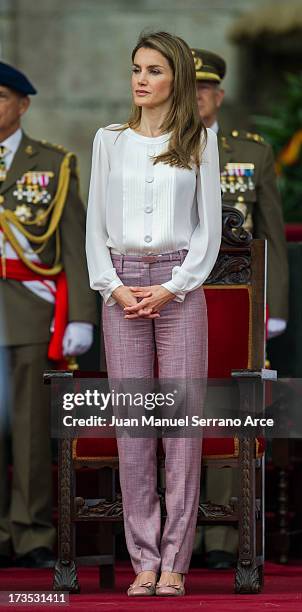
top-left (191, 49), bottom-right (226, 83)
top-left (0, 61), bottom-right (37, 95)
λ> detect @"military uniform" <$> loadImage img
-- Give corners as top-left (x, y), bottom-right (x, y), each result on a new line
top-left (0, 134), bottom-right (97, 344)
top-left (0, 63), bottom-right (96, 562)
top-left (204, 129), bottom-right (288, 558)
top-left (193, 48), bottom-right (289, 564)
top-left (218, 128), bottom-right (288, 320)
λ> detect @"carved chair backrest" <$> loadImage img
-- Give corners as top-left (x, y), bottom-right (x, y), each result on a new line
top-left (204, 205), bottom-right (266, 378)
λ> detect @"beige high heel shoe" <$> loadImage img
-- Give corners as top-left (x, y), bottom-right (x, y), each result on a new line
top-left (127, 571), bottom-right (157, 597)
top-left (155, 573), bottom-right (185, 596)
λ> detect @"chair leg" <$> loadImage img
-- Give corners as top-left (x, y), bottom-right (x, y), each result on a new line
top-left (53, 439), bottom-right (80, 594)
top-left (235, 438), bottom-right (262, 594)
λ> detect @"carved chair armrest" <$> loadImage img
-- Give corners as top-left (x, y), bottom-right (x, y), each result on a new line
top-left (43, 370), bottom-right (73, 383)
top-left (231, 369), bottom-right (277, 381)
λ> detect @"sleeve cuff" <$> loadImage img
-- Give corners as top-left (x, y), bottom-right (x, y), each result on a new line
top-left (101, 279), bottom-right (124, 306)
top-left (161, 281), bottom-right (186, 303)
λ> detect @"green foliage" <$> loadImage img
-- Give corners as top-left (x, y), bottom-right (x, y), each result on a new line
top-left (254, 73), bottom-right (302, 221)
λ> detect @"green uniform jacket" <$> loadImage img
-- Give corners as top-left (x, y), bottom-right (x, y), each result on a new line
top-left (0, 132), bottom-right (97, 346)
top-left (218, 129), bottom-right (289, 320)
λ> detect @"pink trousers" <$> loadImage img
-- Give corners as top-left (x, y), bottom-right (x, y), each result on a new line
top-left (102, 251), bottom-right (207, 574)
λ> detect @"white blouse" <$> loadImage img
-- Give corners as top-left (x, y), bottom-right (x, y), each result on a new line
top-left (86, 124), bottom-right (222, 305)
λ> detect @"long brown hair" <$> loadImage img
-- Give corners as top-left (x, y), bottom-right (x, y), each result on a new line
top-left (116, 31), bottom-right (207, 169)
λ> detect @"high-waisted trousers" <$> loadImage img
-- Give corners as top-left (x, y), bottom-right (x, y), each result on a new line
top-left (102, 250), bottom-right (207, 575)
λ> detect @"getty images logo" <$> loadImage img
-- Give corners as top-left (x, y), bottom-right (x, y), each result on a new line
top-left (62, 388), bottom-right (178, 412)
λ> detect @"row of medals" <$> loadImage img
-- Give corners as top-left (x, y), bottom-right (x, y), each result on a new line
top-left (12, 172), bottom-right (54, 205)
top-left (221, 163), bottom-right (255, 194)
top-left (1, 171), bottom-right (56, 224)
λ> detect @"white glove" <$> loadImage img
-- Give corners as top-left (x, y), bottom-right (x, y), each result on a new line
top-left (267, 318), bottom-right (287, 339)
top-left (62, 322), bottom-right (93, 356)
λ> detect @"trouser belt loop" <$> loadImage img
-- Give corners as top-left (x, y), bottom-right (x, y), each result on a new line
top-left (119, 255), bottom-right (124, 273)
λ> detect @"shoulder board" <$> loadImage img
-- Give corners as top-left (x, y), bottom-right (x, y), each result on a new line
top-left (39, 139), bottom-right (69, 154)
top-left (230, 130), bottom-right (265, 145)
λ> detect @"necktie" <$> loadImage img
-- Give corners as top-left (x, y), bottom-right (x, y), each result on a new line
top-left (0, 145), bottom-right (9, 182)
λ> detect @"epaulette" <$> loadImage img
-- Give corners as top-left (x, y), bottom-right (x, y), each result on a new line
top-left (39, 139), bottom-right (69, 154)
top-left (230, 130), bottom-right (265, 144)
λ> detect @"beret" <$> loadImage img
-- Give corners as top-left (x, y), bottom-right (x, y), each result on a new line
top-left (191, 49), bottom-right (226, 83)
top-left (0, 61), bottom-right (37, 95)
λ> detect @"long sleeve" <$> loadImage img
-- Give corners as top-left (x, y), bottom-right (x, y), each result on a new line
top-left (162, 129), bottom-right (222, 300)
top-left (86, 128), bottom-right (123, 305)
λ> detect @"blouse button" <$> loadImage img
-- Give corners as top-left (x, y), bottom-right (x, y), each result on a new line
top-left (144, 235), bottom-right (152, 243)
top-left (146, 176), bottom-right (154, 183)
top-left (145, 206), bottom-right (153, 213)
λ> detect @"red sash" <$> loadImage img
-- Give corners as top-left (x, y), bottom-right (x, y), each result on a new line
top-left (0, 258), bottom-right (68, 361)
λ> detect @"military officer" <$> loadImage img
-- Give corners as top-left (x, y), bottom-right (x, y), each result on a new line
top-left (192, 48), bottom-right (289, 568)
top-left (0, 61), bottom-right (97, 568)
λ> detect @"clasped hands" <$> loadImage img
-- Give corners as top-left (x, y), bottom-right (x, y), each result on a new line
top-left (111, 284), bottom-right (175, 319)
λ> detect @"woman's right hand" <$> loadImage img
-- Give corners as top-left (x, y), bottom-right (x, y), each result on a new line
top-left (111, 286), bottom-right (159, 318)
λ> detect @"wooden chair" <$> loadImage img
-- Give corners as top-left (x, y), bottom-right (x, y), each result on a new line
top-left (45, 205), bottom-right (275, 594)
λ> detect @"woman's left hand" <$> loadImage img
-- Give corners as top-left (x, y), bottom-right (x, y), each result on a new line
top-left (124, 285), bottom-right (175, 319)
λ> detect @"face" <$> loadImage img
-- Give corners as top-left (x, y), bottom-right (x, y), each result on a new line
top-left (196, 81), bottom-right (224, 126)
top-left (0, 86), bottom-right (30, 134)
top-left (131, 47), bottom-right (174, 110)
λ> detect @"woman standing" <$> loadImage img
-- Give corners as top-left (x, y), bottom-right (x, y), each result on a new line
top-left (86, 31), bottom-right (221, 597)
